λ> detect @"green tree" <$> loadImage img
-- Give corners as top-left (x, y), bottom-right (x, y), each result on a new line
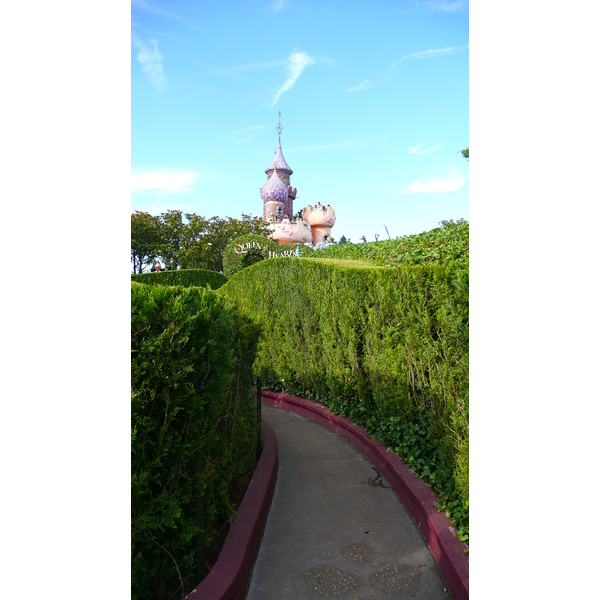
top-left (132, 211), bottom-right (273, 273)
top-left (176, 213), bottom-right (209, 270)
top-left (187, 214), bottom-right (271, 272)
top-left (131, 211), bottom-right (161, 274)
top-left (158, 210), bottom-right (187, 269)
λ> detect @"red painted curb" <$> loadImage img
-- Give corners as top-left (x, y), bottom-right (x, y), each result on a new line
top-left (185, 419), bottom-right (278, 600)
top-left (261, 390), bottom-right (469, 600)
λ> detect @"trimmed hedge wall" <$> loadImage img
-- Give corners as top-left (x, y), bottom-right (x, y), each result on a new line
top-left (131, 268), bottom-right (228, 289)
top-left (131, 283), bottom-right (260, 599)
top-left (318, 221), bottom-right (469, 266)
top-left (220, 258), bottom-right (469, 532)
top-left (222, 233), bottom-right (315, 277)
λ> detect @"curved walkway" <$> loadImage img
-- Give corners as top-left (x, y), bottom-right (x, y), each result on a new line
top-left (246, 404), bottom-right (449, 599)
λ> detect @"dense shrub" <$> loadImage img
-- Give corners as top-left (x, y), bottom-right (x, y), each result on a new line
top-left (131, 268), bottom-right (228, 289)
top-left (220, 257), bottom-right (468, 537)
top-left (318, 220), bottom-right (469, 267)
top-left (222, 233), bottom-right (313, 277)
top-left (131, 283), bottom-right (260, 599)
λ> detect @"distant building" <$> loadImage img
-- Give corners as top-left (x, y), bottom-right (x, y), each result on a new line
top-left (260, 112), bottom-right (335, 247)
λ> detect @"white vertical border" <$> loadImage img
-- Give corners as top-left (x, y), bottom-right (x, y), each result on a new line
top-left (1, 1), bottom-right (130, 596)
top-left (471, 0), bottom-right (600, 597)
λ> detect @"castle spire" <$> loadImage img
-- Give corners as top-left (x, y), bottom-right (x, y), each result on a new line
top-left (265, 111), bottom-right (292, 175)
top-left (276, 110), bottom-right (283, 148)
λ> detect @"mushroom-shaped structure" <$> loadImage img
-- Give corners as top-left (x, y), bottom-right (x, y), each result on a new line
top-left (303, 202), bottom-right (336, 246)
top-left (264, 139), bottom-right (294, 218)
top-left (260, 165), bottom-right (289, 220)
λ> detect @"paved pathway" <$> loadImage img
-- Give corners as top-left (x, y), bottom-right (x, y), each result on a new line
top-left (246, 404), bottom-right (448, 599)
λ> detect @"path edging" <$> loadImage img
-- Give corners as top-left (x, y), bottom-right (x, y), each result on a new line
top-left (261, 390), bottom-right (469, 600)
top-left (185, 419), bottom-right (278, 600)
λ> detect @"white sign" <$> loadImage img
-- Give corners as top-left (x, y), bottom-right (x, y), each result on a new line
top-left (234, 242), bottom-right (262, 254)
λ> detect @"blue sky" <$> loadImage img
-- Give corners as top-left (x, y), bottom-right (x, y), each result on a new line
top-left (131, 0), bottom-right (469, 242)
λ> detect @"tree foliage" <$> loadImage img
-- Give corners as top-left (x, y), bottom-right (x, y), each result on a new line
top-left (131, 211), bottom-right (272, 273)
top-left (131, 211), bottom-right (161, 274)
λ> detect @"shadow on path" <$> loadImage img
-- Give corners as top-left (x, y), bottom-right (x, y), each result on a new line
top-left (246, 404), bottom-right (448, 600)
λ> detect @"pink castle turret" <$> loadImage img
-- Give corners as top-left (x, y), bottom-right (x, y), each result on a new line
top-left (260, 112), bottom-right (335, 247)
top-left (303, 202), bottom-right (336, 246)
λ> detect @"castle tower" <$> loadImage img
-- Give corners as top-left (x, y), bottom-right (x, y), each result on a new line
top-left (261, 112), bottom-right (297, 220)
top-left (303, 202), bottom-right (336, 246)
top-left (260, 112), bottom-right (335, 247)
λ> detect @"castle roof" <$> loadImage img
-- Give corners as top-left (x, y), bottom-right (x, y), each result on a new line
top-left (260, 166), bottom-right (288, 203)
top-left (265, 138), bottom-right (293, 175)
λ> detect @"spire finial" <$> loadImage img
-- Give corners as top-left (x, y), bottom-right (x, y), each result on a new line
top-left (276, 110), bottom-right (283, 147)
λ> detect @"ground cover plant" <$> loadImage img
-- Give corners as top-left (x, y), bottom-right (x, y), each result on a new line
top-left (220, 257), bottom-right (469, 541)
top-left (131, 283), bottom-right (260, 599)
top-left (319, 220), bottom-right (468, 267)
top-left (131, 268), bottom-right (228, 290)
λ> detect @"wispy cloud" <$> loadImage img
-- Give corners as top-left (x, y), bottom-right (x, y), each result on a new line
top-left (133, 36), bottom-right (167, 92)
top-left (346, 79), bottom-right (372, 93)
top-left (234, 124), bottom-right (266, 144)
top-left (418, 0), bottom-right (469, 12)
top-left (409, 143), bottom-right (441, 155)
top-left (271, 51), bottom-right (316, 106)
top-left (390, 44), bottom-right (468, 68)
top-left (131, 171), bottom-right (208, 193)
top-left (131, 0), bottom-right (185, 22)
top-left (407, 169), bottom-right (466, 193)
top-left (214, 59), bottom-right (286, 80)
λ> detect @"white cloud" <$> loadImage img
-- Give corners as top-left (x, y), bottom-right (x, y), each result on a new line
top-left (214, 59), bottom-right (286, 79)
top-left (131, 0), bottom-right (184, 20)
top-left (346, 79), bottom-right (372, 92)
top-left (271, 51), bottom-right (316, 106)
top-left (133, 36), bottom-right (167, 92)
top-left (131, 171), bottom-right (201, 193)
top-left (408, 169), bottom-right (466, 193)
top-left (409, 143), bottom-right (441, 155)
top-left (418, 0), bottom-right (468, 12)
top-left (390, 45), bottom-right (468, 68)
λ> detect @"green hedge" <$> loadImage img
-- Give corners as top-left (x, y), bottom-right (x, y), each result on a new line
top-left (220, 257), bottom-right (469, 536)
top-left (318, 221), bottom-right (469, 266)
top-left (131, 283), bottom-right (260, 599)
top-left (131, 268), bottom-right (228, 289)
top-left (222, 233), bottom-right (314, 277)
